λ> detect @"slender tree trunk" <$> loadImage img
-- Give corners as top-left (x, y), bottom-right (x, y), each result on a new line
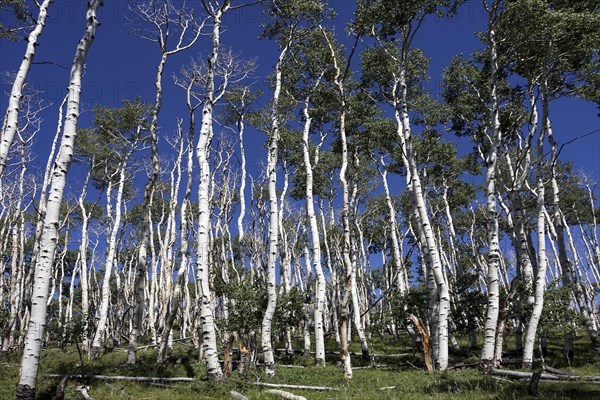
top-left (0, 0), bottom-right (52, 177)
top-left (522, 81), bottom-right (550, 370)
top-left (322, 28), bottom-right (356, 378)
top-left (262, 38), bottom-right (290, 377)
top-left (196, 4), bottom-right (229, 381)
top-left (301, 96), bottom-right (326, 365)
top-left (378, 159), bottom-right (407, 293)
top-left (157, 119), bottom-right (194, 363)
top-left (92, 166), bottom-right (126, 357)
top-left (481, 9), bottom-right (503, 371)
top-left (16, 3), bottom-right (101, 397)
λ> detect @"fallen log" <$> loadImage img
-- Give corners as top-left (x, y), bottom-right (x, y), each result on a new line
top-left (449, 362), bottom-right (479, 370)
top-left (255, 363), bottom-right (305, 369)
top-left (491, 369), bottom-right (600, 383)
top-left (267, 389), bottom-right (308, 400)
top-left (352, 365), bottom-right (390, 370)
top-left (47, 374), bottom-right (194, 383)
top-left (230, 390), bottom-right (249, 400)
top-left (544, 366), bottom-right (577, 376)
top-left (253, 382), bottom-right (338, 391)
top-left (490, 368), bottom-right (560, 380)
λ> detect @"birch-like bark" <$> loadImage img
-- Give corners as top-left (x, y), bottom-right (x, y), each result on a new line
top-left (522, 80), bottom-right (550, 370)
top-left (196, 1), bottom-right (230, 381)
top-left (237, 89), bottom-right (248, 241)
top-left (91, 165), bottom-right (126, 357)
top-left (301, 96), bottom-right (326, 365)
top-left (127, 1), bottom-right (203, 365)
top-left (157, 120), bottom-right (192, 363)
top-left (396, 44), bottom-right (449, 370)
top-left (322, 27), bottom-right (356, 378)
top-left (0, 0), bottom-right (52, 177)
top-left (76, 165), bottom-right (92, 353)
top-left (378, 158), bottom-right (406, 293)
top-left (16, 3), bottom-right (101, 398)
top-left (480, 3), bottom-right (503, 371)
top-left (262, 34), bottom-right (290, 378)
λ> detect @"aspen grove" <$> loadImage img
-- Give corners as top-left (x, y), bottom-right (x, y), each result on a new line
top-left (0, 0), bottom-right (599, 399)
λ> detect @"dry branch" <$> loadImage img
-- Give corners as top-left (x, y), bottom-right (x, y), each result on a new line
top-left (267, 389), bottom-right (308, 400)
top-left (74, 385), bottom-right (93, 400)
top-left (253, 382), bottom-right (338, 391)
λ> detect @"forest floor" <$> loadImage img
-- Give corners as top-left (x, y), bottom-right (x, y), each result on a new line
top-left (2, 334), bottom-right (600, 399)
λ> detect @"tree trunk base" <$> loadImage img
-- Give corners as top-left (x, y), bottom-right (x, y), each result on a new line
top-left (16, 384), bottom-right (36, 400)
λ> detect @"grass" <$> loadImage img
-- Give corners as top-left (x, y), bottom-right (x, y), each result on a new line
top-left (2, 332), bottom-right (600, 399)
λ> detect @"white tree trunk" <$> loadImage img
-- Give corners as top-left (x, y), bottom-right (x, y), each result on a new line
top-left (262, 39), bottom-right (290, 377)
top-left (400, 69), bottom-right (449, 371)
top-left (16, 3), bottom-right (101, 398)
top-left (92, 166), bottom-right (126, 356)
top-left (322, 28), bottom-right (354, 378)
top-left (196, 4), bottom-right (229, 381)
top-left (480, 18), bottom-right (502, 371)
top-left (0, 0), bottom-right (52, 177)
top-left (301, 97), bottom-right (326, 365)
top-left (378, 159), bottom-right (406, 293)
top-left (522, 82), bottom-right (550, 370)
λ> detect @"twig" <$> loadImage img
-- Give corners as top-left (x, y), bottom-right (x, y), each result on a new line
top-left (253, 382), bottom-right (338, 391)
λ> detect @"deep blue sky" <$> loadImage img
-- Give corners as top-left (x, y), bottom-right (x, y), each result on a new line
top-left (1, 0), bottom-right (599, 198)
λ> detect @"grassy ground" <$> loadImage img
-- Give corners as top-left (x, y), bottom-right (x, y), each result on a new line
top-left (2, 333), bottom-right (600, 399)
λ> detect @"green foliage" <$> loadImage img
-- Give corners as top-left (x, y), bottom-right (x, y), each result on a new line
top-left (451, 273), bottom-right (487, 336)
top-left (497, 0), bottom-right (600, 94)
top-left (274, 287), bottom-right (305, 333)
top-left (387, 286), bottom-right (429, 327)
top-left (260, 0), bottom-right (331, 44)
top-left (75, 97), bottom-right (151, 191)
top-left (220, 276), bottom-right (267, 334)
top-left (539, 280), bottom-right (584, 335)
top-left (0, 0), bottom-right (27, 41)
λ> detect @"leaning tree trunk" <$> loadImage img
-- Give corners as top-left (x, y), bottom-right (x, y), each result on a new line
top-left (16, 2), bottom-right (101, 398)
top-left (398, 54), bottom-right (449, 370)
top-left (0, 0), bottom-right (52, 177)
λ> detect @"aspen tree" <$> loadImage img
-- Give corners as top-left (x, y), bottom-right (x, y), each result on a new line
top-left (127, 0), bottom-right (203, 365)
top-left (16, 2), bottom-right (102, 398)
top-left (321, 25), bottom-right (360, 378)
top-left (480, 0), bottom-right (503, 372)
top-left (0, 0), bottom-right (52, 178)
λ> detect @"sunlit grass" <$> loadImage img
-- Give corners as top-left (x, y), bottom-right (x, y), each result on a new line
top-left (2, 332), bottom-right (600, 399)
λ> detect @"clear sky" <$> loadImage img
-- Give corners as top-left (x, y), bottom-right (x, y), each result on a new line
top-left (1, 0), bottom-right (599, 198)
